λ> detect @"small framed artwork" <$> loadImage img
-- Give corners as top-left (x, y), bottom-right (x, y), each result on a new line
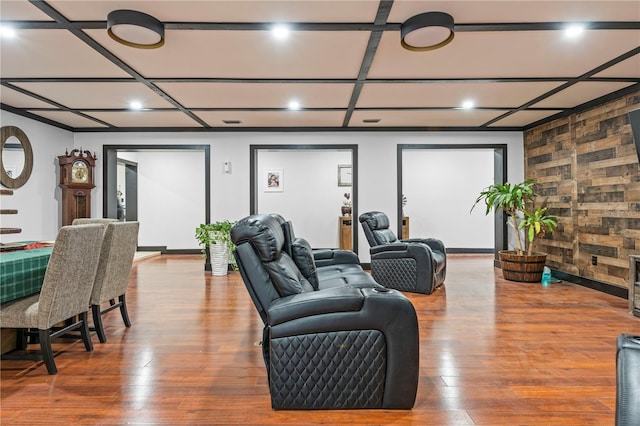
top-left (264, 168), bottom-right (284, 192)
top-left (337, 164), bottom-right (352, 187)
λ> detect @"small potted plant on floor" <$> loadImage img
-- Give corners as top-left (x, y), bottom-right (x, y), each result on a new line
top-left (471, 179), bottom-right (558, 282)
top-left (195, 220), bottom-right (236, 276)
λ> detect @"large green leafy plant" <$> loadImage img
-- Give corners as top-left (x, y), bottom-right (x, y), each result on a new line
top-left (195, 220), bottom-right (235, 256)
top-left (471, 179), bottom-right (558, 255)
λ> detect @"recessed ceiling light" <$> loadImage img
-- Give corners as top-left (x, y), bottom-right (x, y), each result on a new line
top-left (288, 100), bottom-right (300, 110)
top-left (0, 25), bottom-right (16, 38)
top-left (565, 24), bottom-right (585, 38)
top-left (461, 100), bottom-right (474, 109)
top-left (272, 25), bottom-right (290, 40)
top-left (129, 100), bottom-right (143, 110)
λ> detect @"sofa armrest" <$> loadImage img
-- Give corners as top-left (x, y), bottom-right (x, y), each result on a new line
top-left (370, 242), bottom-right (409, 254)
top-left (313, 248), bottom-right (360, 267)
top-left (402, 237), bottom-right (446, 253)
top-left (268, 287), bottom-right (419, 409)
top-left (267, 287), bottom-right (364, 326)
top-left (370, 242), bottom-right (434, 259)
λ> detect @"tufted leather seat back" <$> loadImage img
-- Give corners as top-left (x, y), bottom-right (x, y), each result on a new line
top-left (231, 214), bottom-right (315, 324)
top-left (232, 214), bottom-right (286, 262)
top-left (359, 211), bottom-right (399, 246)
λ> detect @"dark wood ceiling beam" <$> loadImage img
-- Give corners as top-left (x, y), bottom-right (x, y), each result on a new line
top-left (2, 77), bottom-right (638, 84)
top-left (342, 0), bottom-right (393, 127)
top-left (10, 20), bottom-right (640, 32)
top-left (25, 106), bottom-right (559, 113)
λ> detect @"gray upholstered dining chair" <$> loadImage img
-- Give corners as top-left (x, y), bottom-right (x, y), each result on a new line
top-left (90, 221), bottom-right (139, 343)
top-left (72, 217), bottom-right (118, 225)
top-left (0, 224), bottom-right (104, 374)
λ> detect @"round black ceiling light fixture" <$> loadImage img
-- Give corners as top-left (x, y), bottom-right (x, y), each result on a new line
top-left (401, 12), bottom-right (455, 51)
top-left (107, 9), bottom-right (165, 49)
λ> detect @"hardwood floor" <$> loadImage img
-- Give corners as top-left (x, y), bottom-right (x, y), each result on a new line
top-left (1, 254), bottom-right (638, 425)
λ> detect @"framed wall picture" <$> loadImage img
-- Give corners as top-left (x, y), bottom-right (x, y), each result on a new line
top-left (338, 164), bottom-right (352, 187)
top-left (264, 168), bottom-right (284, 192)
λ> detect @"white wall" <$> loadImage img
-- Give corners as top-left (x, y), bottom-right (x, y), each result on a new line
top-left (403, 149), bottom-right (495, 249)
top-left (134, 151), bottom-right (205, 249)
top-left (0, 117), bottom-right (523, 259)
top-left (0, 111), bottom-right (73, 243)
top-left (257, 149), bottom-right (351, 248)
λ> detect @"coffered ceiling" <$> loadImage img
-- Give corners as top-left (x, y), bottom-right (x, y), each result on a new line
top-left (1, 0), bottom-right (639, 131)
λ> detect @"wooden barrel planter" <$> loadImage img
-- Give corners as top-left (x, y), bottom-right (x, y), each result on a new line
top-left (498, 250), bottom-right (547, 282)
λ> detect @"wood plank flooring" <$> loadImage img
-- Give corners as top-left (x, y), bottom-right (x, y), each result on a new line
top-left (1, 254), bottom-right (639, 425)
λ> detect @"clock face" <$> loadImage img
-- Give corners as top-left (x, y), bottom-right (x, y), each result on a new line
top-left (71, 160), bottom-right (89, 183)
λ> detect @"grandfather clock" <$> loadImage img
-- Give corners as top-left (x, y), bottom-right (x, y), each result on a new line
top-left (59, 149), bottom-right (97, 226)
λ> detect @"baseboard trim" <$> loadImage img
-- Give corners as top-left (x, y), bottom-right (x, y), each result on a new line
top-left (550, 269), bottom-right (628, 300)
top-left (137, 246), bottom-right (166, 252)
top-left (164, 249), bottom-right (200, 255)
top-left (137, 246), bottom-right (200, 255)
top-left (447, 248), bottom-right (494, 254)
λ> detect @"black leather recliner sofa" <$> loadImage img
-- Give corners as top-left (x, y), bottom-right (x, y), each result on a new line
top-left (616, 334), bottom-right (640, 426)
top-left (359, 211), bottom-right (446, 295)
top-left (230, 213), bottom-right (419, 410)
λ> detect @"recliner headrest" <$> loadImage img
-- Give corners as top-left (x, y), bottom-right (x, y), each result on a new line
top-left (359, 211), bottom-right (390, 231)
top-left (230, 214), bottom-right (285, 262)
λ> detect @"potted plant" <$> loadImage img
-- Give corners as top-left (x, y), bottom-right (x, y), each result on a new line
top-left (471, 179), bottom-right (558, 282)
top-left (195, 220), bottom-right (236, 276)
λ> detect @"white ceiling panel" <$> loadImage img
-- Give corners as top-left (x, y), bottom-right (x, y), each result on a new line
top-left (84, 29), bottom-right (370, 79)
top-left (0, 29), bottom-right (130, 78)
top-left (594, 55), bottom-right (640, 78)
top-left (531, 82), bottom-right (636, 108)
top-left (156, 82), bottom-right (355, 108)
top-left (27, 110), bottom-right (108, 128)
top-left (1, 87), bottom-right (56, 109)
top-left (195, 110), bottom-right (345, 127)
top-left (349, 109), bottom-right (505, 127)
top-left (0, 0), bottom-right (54, 21)
top-left (488, 110), bottom-right (564, 127)
top-left (12, 82), bottom-right (175, 109)
top-left (389, 1), bottom-right (640, 23)
top-left (357, 81), bottom-right (563, 108)
top-left (369, 30), bottom-right (640, 79)
top-left (47, 1), bottom-right (379, 23)
top-left (84, 111), bottom-right (203, 128)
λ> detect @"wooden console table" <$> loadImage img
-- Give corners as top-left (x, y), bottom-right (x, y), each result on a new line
top-left (402, 216), bottom-right (409, 239)
top-left (339, 217), bottom-right (352, 250)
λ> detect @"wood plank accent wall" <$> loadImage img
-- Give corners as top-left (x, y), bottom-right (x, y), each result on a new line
top-left (524, 89), bottom-right (640, 288)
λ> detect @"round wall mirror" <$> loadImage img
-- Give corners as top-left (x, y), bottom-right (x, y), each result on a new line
top-left (0, 126), bottom-right (34, 189)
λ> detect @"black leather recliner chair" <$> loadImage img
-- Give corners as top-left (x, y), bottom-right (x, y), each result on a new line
top-left (231, 214), bottom-right (419, 410)
top-left (616, 334), bottom-right (640, 426)
top-left (359, 211), bottom-right (446, 295)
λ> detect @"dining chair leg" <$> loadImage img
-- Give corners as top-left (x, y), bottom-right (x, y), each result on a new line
top-left (16, 329), bottom-right (27, 350)
top-left (90, 305), bottom-right (107, 344)
top-left (38, 329), bottom-right (57, 375)
top-left (119, 294), bottom-right (132, 328)
top-left (79, 311), bottom-right (94, 351)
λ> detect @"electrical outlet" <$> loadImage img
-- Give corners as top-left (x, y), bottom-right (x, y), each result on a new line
top-left (591, 256), bottom-right (598, 266)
